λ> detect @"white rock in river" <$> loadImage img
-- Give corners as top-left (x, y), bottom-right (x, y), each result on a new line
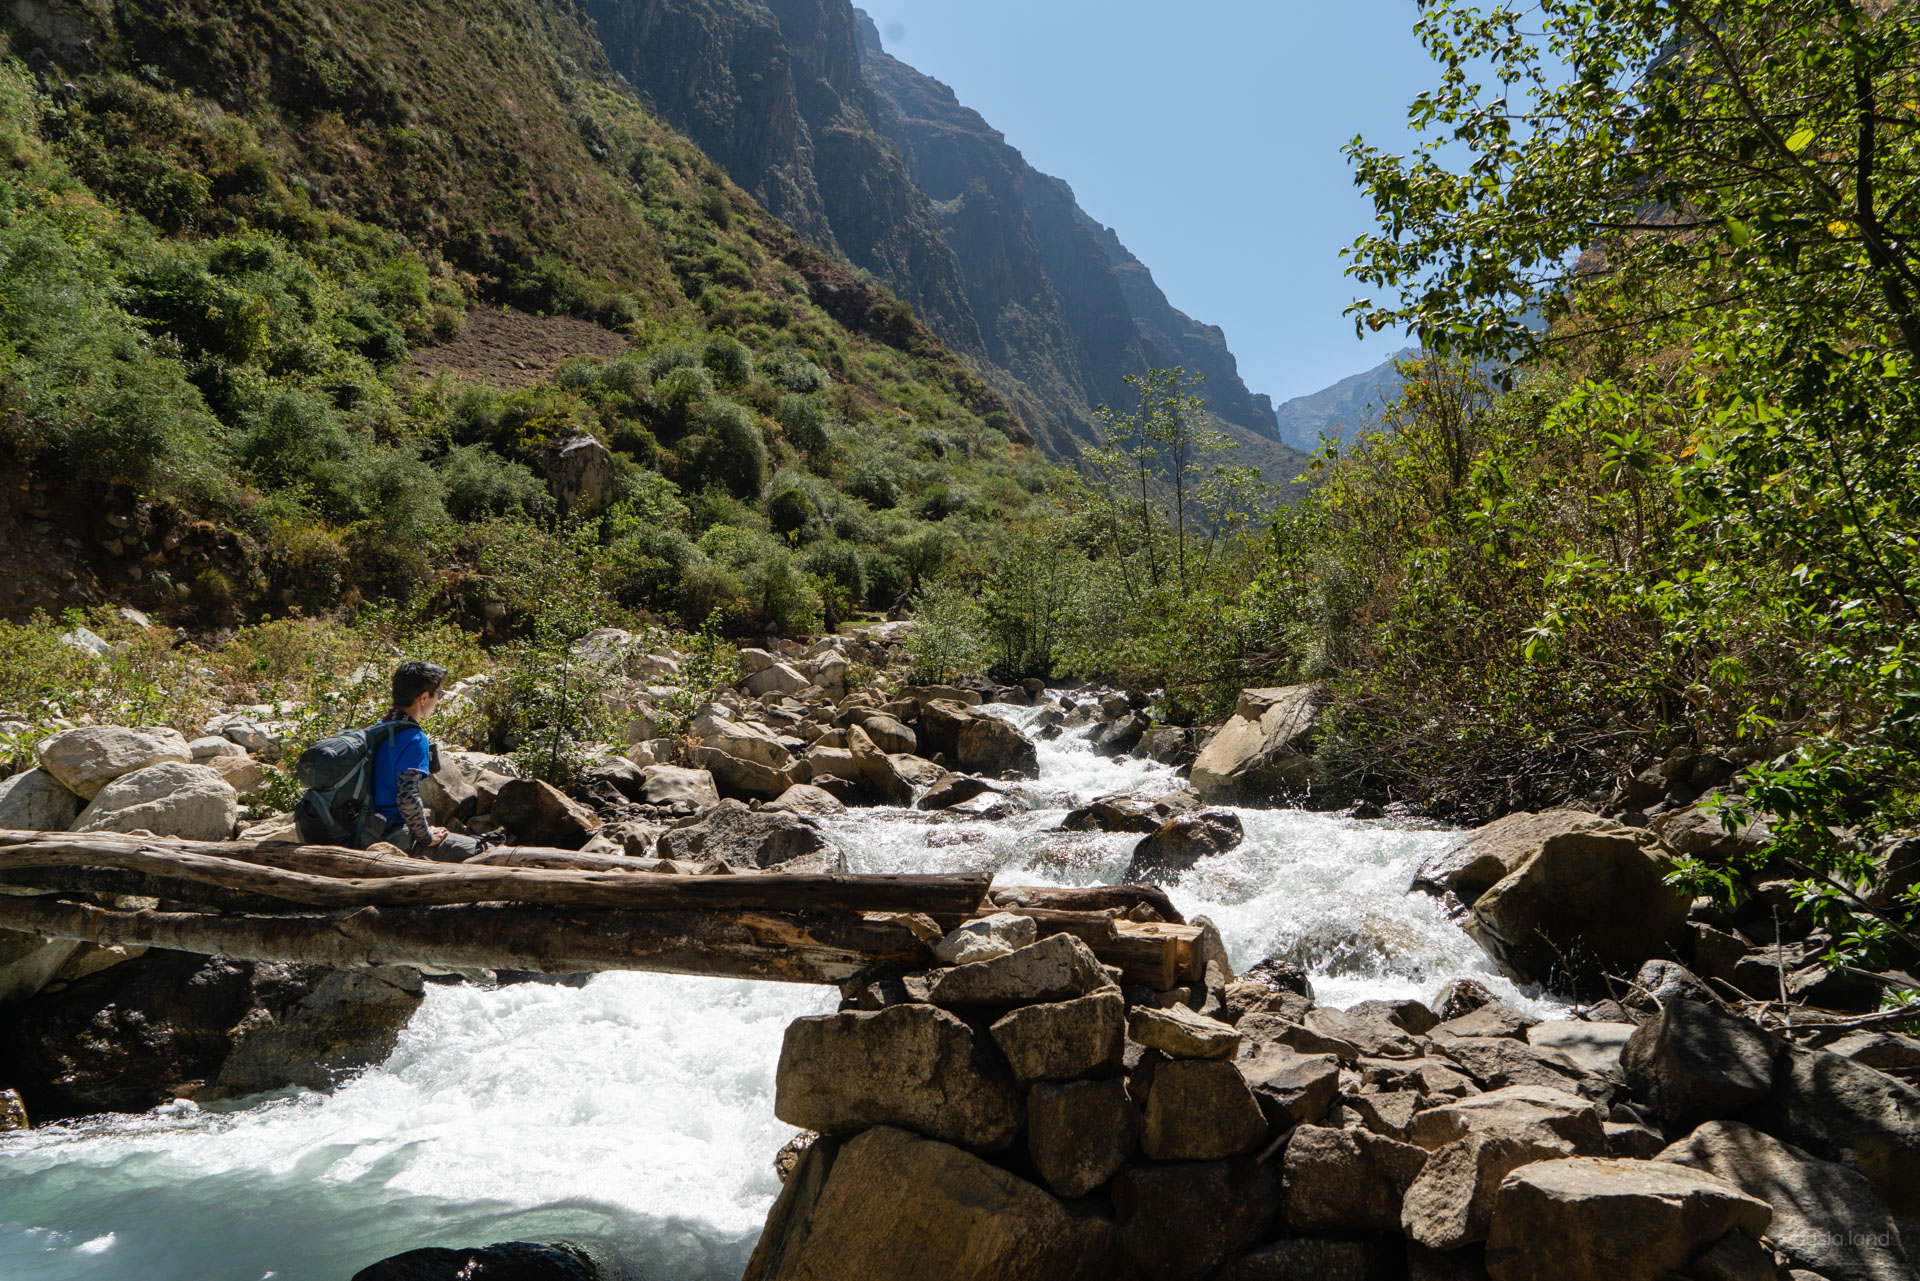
top-left (72, 761), bottom-right (239, 841)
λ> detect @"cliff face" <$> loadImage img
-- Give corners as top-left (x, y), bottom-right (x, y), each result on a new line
top-left (587, 0), bottom-right (1300, 473)
top-left (584, 0), bottom-right (983, 357)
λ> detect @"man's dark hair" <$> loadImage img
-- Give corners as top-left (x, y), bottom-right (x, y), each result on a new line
top-left (392, 660), bottom-right (448, 713)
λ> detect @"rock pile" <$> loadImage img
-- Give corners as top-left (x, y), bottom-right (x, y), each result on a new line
top-left (746, 943), bottom-right (1918, 1281)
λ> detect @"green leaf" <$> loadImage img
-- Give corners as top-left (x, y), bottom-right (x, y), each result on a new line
top-left (1785, 125), bottom-right (1815, 153)
top-left (1726, 218), bottom-right (1752, 247)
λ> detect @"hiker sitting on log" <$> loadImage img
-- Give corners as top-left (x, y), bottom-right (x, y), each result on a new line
top-left (368, 660), bottom-right (482, 861)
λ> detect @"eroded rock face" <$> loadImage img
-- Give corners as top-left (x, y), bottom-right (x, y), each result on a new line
top-left (637, 765), bottom-right (720, 808)
top-left (1028, 1078), bottom-right (1139, 1199)
top-left (744, 1126), bottom-right (1119, 1281)
top-left (1401, 1126), bottom-right (1600, 1250)
top-left (36, 726), bottom-right (191, 799)
top-left (1282, 1123), bottom-right (1429, 1233)
top-left (1111, 1158), bottom-right (1281, 1281)
top-left (0, 767), bottom-right (81, 831)
top-left (774, 1005), bottom-right (1022, 1151)
top-left (491, 778), bottom-right (597, 849)
top-left (1142, 1058), bottom-right (1267, 1160)
top-left (924, 933), bottom-right (1110, 1009)
top-left (71, 761), bottom-right (238, 841)
top-left (1188, 685), bottom-right (1324, 804)
top-left (1411, 809), bottom-right (1617, 903)
top-left (1620, 999), bottom-right (1776, 1128)
top-left (1658, 1120), bottom-right (1915, 1281)
top-left (1464, 819), bottom-right (1690, 986)
top-left (695, 746), bottom-right (795, 802)
top-left (4, 950), bottom-right (423, 1119)
top-left (989, 991), bottom-right (1125, 1084)
top-left (1483, 1158), bottom-right (1771, 1281)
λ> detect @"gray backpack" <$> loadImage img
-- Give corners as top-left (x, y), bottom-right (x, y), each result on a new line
top-left (292, 721), bottom-right (408, 847)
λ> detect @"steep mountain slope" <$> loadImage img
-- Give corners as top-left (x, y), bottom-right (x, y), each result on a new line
top-left (0, 0), bottom-right (1037, 627)
top-left (586, 0), bottom-right (1306, 479)
top-left (1272, 353), bottom-right (1412, 451)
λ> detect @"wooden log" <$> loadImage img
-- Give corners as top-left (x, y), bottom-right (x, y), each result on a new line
top-left (0, 836), bottom-right (991, 916)
top-left (0, 894), bottom-right (933, 984)
top-left (464, 849), bottom-right (708, 875)
top-left (1105, 921), bottom-right (1203, 990)
top-left (986, 883), bottom-right (1185, 925)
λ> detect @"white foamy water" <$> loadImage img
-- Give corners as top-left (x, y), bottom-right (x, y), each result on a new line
top-left (1, 700), bottom-right (1553, 1279)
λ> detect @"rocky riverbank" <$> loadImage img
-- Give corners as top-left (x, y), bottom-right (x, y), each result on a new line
top-left (3, 621), bottom-right (1917, 1281)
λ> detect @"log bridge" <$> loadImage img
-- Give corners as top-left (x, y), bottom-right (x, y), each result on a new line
top-left (0, 832), bottom-right (1206, 990)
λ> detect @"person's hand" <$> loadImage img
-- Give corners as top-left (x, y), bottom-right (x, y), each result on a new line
top-left (429, 826), bottom-right (448, 846)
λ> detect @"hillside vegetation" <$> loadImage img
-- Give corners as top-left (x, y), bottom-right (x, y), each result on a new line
top-left (0, 0), bottom-right (1044, 636)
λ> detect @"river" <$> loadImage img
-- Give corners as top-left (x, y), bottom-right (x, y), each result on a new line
top-left (0, 704), bottom-right (1554, 1280)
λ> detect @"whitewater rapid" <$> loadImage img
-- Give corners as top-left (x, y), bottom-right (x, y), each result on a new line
top-left (0, 704), bottom-right (1552, 1280)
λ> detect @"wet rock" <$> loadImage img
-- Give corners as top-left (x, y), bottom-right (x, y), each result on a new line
top-left (1143, 1058), bottom-right (1269, 1159)
top-left (1435, 977), bottom-right (1496, 1021)
top-left (1283, 1123), bottom-right (1429, 1232)
top-left (1408, 1085), bottom-right (1609, 1152)
top-left (1061, 793), bottom-right (1165, 833)
top-left (954, 714), bottom-right (1039, 778)
top-left (744, 1125), bottom-right (1118, 1281)
top-left (1402, 1126), bottom-right (1599, 1249)
top-left (0, 1088), bottom-right (25, 1131)
top-left (491, 778), bottom-right (597, 849)
top-left (352, 1240), bottom-right (598, 1281)
top-left (1430, 1000), bottom-right (1539, 1041)
top-left (1129, 1002), bottom-right (1242, 1059)
top-left (1189, 684), bottom-right (1325, 803)
top-left (845, 724), bottom-right (912, 804)
top-left (775, 1005), bottom-right (1022, 1151)
top-left (4, 950), bottom-right (423, 1119)
top-left (915, 773), bottom-right (1014, 811)
top-left (989, 990), bottom-right (1126, 1084)
top-left (656, 800), bottom-right (840, 869)
top-left (1745, 1045), bottom-right (1920, 1220)
top-left (1111, 1158), bottom-right (1281, 1281)
top-left (1620, 1000), bottom-right (1775, 1129)
top-left (72, 761), bottom-right (238, 841)
top-left (1465, 819), bottom-right (1691, 987)
top-left (1483, 1158), bottom-right (1771, 1281)
top-left (36, 726), bottom-right (191, 799)
top-left (1123, 810), bottom-right (1245, 885)
top-left (1092, 713), bottom-right (1150, 758)
top-left (1657, 1120), bottom-right (1915, 1281)
top-left (1241, 955), bottom-right (1317, 998)
top-left (1028, 1077), bottom-right (1140, 1197)
top-left (933, 912), bottom-right (1037, 966)
top-left (1239, 1045), bottom-right (1341, 1130)
top-left (1412, 810), bottom-right (1619, 903)
top-left (1138, 725), bottom-right (1192, 765)
top-left (925, 933), bottom-right (1111, 1009)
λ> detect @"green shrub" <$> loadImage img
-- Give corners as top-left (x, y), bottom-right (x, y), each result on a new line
top-left (801, 539), bottom-right (865, 603)
top-left (767, 485), bottom-right (815, 538)
top-left (701, 332), bottom-right (754, 387)
top-left (776, 393), bottom-right (832, 455)
top-left (650, 363), bottom-right (714, 437)
top-left (761, 350), bottom-right (829, 393)
top-left (845, 458), bottom-right (901, 509)
top-left (684, 399), bottom-right (767, 498)
top-left (437, 445), bottom-right (553, 521)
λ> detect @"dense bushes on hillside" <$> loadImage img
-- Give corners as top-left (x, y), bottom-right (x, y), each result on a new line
top-left (0, 1), bottom-right (1044, 638)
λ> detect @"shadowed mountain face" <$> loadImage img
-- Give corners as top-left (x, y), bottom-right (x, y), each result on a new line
top-left (1271, 353), bottom-right (1412, 451)
top-left (588, 0), bottom-right (1306, 477)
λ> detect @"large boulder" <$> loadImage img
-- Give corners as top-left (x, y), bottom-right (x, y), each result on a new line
top-left (491, 778), bottom-right (597, 849)
top-left (1526, 1020), bottom-right (1636, 1077)
top-left (858, 714), bottom-right (918, 755)
top-left (954, 715), bottom-right (1039, 778)
top-left (1744, 1045), bottom-right (1920, 1220)
top-left (1658, 1120), bottom-right (1914, 1281)
top-left (539, 431), bottom-right (617, 519)
top-left (1238, 1046), bottom-right (1341, 1130)
top-left (1408, 1084), bottom-right (1609, 1152)
top-left (1620, 999), bottom-right (1776, 1128)
top-left (988, 991), bottom-right (1126, 1084)
top-left (1412, 809), bottom-right (1619, 903)
top-left (1216, 1239), bottom-right (1405, 1281)
top-left (655, 799), bottom-right (839, 869)
top-left (742, 1126), bottom-right (1118, 1281)
top-left (36, 726), bottom-right (191, 799)
top-left (1129, 1003), bottom-right (1242, 1060)
top-left (0, 767), bottom-right (81, 831)
top-left (1123, 810), bottom-right (1245, 885)
top-left (1464, 819), bottom-right (1690, 986)
top-left (742, 662), bottom-right (811, 699)
top-left (1189, 685), bottom-right (1325, 804)
top-left (1282, 1123), bottom-right (1429, 1232)
top-left (1142, 1058), bottom-right (1268, 1160)
top-left (693, 746), bottom-right (794, 803)
top-left (1027, 1078), bottom-right (1140, 1198)
top-left (1483, 1158), bottom-right (1771, 1281)
top-left (696, 718), bottom-right (795, 771)
top-left (1111, 1158), bottom-right (1281, 1281)
top-left (71, 761), bottom-right (238, 841)
top-left (636, 764), bottom-right (720, 808)
top-left (774, 1005), bottom-right (1023, 1151)
top-left (924, 933), bottom-right (1111, 1009)
top-left (3, 950), bottom-right (423, 1119)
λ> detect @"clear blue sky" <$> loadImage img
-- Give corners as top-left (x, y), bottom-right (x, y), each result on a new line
top-left (855, 0), bottom-right (1440, 405)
